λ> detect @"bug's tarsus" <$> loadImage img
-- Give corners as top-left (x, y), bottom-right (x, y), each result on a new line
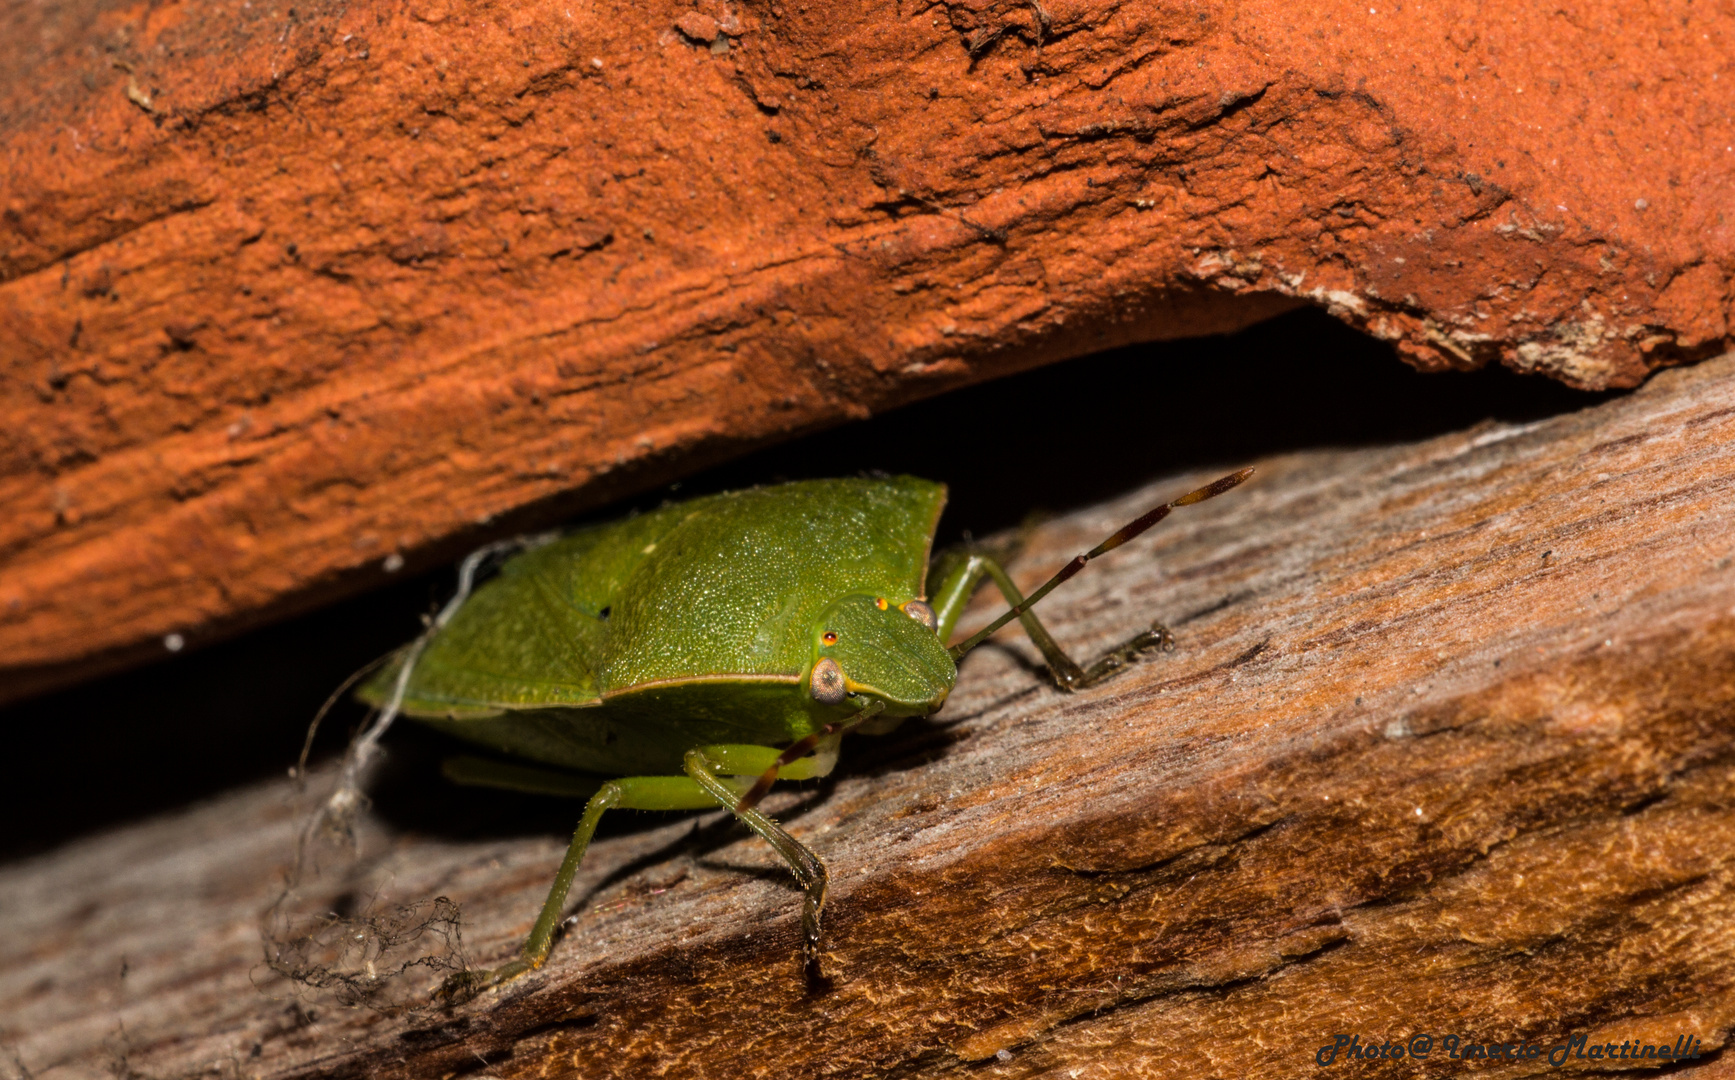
top-left (437, 958), bottom-right (526, 1006)
top-left (1071, 620), bottom-right (1175, 690)
top-left (798, 860), bottom-right (828, 973)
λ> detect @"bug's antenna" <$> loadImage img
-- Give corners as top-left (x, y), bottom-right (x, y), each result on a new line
top-left (948, 467), bottom-right (1255, 660)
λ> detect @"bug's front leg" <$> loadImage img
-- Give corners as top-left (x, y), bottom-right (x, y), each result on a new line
top-left (684, 747), bottom-right (831, 979)
top-left (928, 552), bottom-right (1172, 691)
top-left (683, 702), bottom-right (889, 977)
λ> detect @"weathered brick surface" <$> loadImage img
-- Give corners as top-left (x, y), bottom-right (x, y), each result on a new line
top-left (2, 0), bottom-right (1731, 696)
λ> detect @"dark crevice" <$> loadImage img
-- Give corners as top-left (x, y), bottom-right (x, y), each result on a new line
top-left (0, 307), bottom-right (1620, 863)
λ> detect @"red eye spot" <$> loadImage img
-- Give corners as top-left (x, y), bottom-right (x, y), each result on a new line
top-left (875, 597), bottom-right (888, 610)
top-left (822, 631), bottom-right (838, 645)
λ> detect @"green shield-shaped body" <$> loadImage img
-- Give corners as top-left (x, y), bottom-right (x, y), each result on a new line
top-left (361, 477), bottom-right (949, 775)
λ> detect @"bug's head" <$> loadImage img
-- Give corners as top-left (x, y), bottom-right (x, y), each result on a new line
top-left (807, 593), bottom-right (955, 716)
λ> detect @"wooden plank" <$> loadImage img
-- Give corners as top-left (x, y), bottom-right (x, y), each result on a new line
top-left (4, 353), bottom-right (1735, 1079)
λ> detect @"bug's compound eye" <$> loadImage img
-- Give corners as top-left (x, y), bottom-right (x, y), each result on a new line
top-left (810, 656), bottom-right (847, 704)
top-left (901, 600), bottom-right (937, 632)
top-left (821, 630), bottom-right (839, 646)
top-left (875, 597), bottom-right (888, 610)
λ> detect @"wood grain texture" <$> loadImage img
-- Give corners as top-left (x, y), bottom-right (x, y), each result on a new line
top-left (5, 0), bottom-right (1733, 699)
top-left (5, 353), bottom-right (1735, 1079)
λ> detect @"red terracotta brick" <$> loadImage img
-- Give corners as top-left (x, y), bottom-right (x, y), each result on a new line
top-left (1, 0), bottom-right (1730, 697)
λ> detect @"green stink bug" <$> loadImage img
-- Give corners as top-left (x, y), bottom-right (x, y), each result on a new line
top-left (340, 468), bottom-right (1252, 997)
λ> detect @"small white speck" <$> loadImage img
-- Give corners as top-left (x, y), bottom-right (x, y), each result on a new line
top-left (383, 553), bottom-right (405, 573)
top-left (591, 57), bottom-right (604, 68)
top-left (163, 633), bottom-right (185, 652)
top-left (1415, 807), bottom-right (1424, 816)
top-left (1634, 199), bottom-right (1649, 210)
top-left (997, 1049), bottom-right (1014, 1062)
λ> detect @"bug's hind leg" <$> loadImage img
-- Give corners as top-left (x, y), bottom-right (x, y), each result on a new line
top-left (440, 774), bottom-right (716, 1002)
top-left (684, 748), bottom-right (830, 979)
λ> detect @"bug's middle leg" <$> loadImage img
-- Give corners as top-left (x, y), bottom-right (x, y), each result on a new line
top-left (929, 552), bottom-right (1172, 691)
